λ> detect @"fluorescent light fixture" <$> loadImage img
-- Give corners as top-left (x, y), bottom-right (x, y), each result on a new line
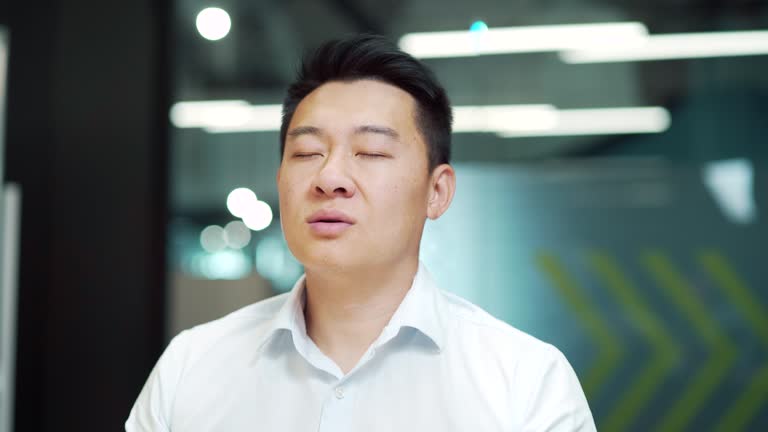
top-left (170, 100), bottom-right (250, 128)
top-left (399, 22), bottom-right (648, 58)
top-left (703, 158), bottom-right (757, 225)
top-left (453, 105), bottom-right (558, 133)
top-left (171, 101), bottom-right (561, 134)
top-left (169, 101), bottom-right (282, 132)
top-left (170, 101), bottom-right (670, 137)
top-left (561, 30), bottom-right (768, 63)
top-left (496, 107), bottom-right (670, 137)
top-left (205, 105), bottom-right (282, 133)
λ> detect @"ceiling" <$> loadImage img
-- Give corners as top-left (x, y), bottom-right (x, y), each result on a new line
top-left (169, 0), bottom-right (768, 213)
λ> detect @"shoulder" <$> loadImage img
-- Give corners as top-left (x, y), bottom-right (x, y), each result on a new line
top-left (168, 293), bottom-right (290, 367)
top-left (183, 292), bottom-right (288, 337)
top-left (125, 294), bottom-right (291, 430)
top-left (439, 289), bottom-right (559, 361)
top-left (437, 290), bottom-right (595, 430)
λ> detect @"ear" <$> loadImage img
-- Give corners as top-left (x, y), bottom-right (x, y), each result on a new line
top-left (426, 164), bottom-right (456, 220)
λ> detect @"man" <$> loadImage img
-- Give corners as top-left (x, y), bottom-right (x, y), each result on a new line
top-left (127, 34), bottom-right (596, 431)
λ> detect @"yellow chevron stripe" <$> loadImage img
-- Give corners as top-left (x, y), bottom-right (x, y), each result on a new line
top-left (713, 365), bottom-right (768, 432)
top-left (643, 252), bottom-right (736, 432)
top-left (589, 252), bottom-right (679, 432)
top-left (699, 250), bottom-right (768, 432)
top-left (698, 250), bottom-right (768, 345)
top-left (536, 253), bottom-right (623, 399)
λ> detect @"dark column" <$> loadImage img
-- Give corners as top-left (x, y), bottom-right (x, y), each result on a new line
top-left (2, 0), bottom-right (169, 430)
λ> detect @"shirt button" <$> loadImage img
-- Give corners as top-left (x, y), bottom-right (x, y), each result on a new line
top-left (335, 386), bottom-right (345, 399)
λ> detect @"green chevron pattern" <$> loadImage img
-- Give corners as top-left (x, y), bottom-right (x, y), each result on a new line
top-left (713, 365), bottom-right (768, 432)
top-left (643, 251), bottom-right (737, 432)
top-left (588, 252), bottom-right (680, 432)
top-left (534, 248), bottom-right (766, 431)
top-left (699, 250), bottom-right (768, 432)
top-left (535, 253), bottom-right (624, 399)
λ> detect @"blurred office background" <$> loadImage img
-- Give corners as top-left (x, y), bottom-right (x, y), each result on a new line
top-left (1, 0), bottom-right (767, 431)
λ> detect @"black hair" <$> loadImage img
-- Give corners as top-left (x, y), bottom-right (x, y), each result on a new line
top-left (280, 34), bottom-right (452, 172)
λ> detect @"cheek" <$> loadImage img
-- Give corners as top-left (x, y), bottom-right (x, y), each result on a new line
top-left (278, 172), bottom-right (303, 200)
top-left (277, 180), bottom-right (302, 221)
top-left (372, 175), bottom-right (428, 223)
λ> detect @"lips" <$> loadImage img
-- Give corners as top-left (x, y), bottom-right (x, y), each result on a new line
top-left (307, 209), bottom-right (356, 224)
top-left (306, 209), bottom-right (356, 237)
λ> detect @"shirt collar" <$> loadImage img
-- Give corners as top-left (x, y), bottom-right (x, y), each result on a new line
top-left (381, 262), bottom-right (445, 351)
top-left (254, 273), bottom-right (309, 355)
top-left (256, 261), bottom-right (446, 354)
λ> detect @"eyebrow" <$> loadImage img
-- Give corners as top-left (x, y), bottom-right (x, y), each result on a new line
top-left (354, 125), bottom-right (400, 140)
top-left (286, 125), bottom-right (322, 139)
top-left (286, 124), bottom-right (400, 141)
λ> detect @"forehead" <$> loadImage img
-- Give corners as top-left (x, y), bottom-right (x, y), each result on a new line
top-left (290, 79), bottom-right (418, 131)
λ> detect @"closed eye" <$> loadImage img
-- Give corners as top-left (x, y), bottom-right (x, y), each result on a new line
top-left (357, 152), bottom-right (390, 159)
top-left (292, 153), bottom-right (322, 159)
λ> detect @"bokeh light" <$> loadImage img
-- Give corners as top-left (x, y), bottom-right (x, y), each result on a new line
top-left (469, 20), bottom-right (488, 33)
top-left (242, 200), bottom-right (273, 231)
top-left (224, 220), bottom-right (252, 249)
top-left (200, 225), bottom-right (226, 252)
top-left (255, 235), bottom-right (303, 292)
top-left (196, 7), bottom-right (232, 41)
top-left (226, 187), bottom-right (257, 218)
top-left (197, 249), bottom-right (251, 280)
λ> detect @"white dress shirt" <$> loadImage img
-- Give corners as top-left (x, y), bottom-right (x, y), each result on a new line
top-left (126, 262), bottom-right (596, 431)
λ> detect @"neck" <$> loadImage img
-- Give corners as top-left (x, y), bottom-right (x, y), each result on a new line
top-left (303, 258), bottom-right (419, 374)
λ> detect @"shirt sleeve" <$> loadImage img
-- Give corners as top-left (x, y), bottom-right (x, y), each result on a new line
top-left (521, 345), bottom-right (597, 432)
top-left (125, 330), bottom-right (190, 432)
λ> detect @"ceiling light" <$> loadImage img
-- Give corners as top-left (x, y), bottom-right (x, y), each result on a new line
top-left (169, 101), bottom-right (282, 132)
top-left (453, 105), bottom-right (558, 133)
top-left (561, 30), bottom-right (768, 63)
top-left (204, 105), bottom-right (283, 133)
top-left (170, 102), bottom-right (669, 137)
top-left (399, 22), bottom-right (648, 58)
top-left (496, 107), bottom-right (670, 137)
top-left (196, 7), bottom-right (232, 41)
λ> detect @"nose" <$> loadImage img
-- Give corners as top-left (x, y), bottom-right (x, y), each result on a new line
top-left (312, 152), bottom-right (356, 199)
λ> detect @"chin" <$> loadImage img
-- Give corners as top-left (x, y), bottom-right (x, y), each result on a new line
top-left (295, 245), bottom-right (381, 274)
top-left (307, 248), bottom-right (356, 268)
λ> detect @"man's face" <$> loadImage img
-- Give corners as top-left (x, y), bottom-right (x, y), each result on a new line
top-left (277, 79), bottom-right (434, 273)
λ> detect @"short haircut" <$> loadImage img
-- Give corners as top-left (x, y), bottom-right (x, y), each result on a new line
top-left (280, 34), bottom-right (452, 172)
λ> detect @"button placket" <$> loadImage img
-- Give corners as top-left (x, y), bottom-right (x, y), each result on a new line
top-left (318, 381), bottom-right (351, 432)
